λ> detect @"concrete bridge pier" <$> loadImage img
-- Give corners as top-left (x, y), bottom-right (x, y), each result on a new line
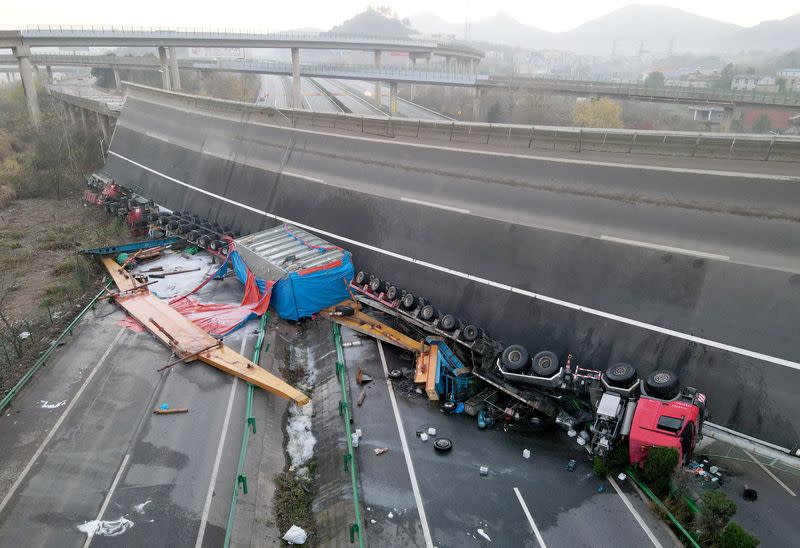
top-left (472, 87), bottom-right (485, 121)
top-left (373, 50), bottom-right (382, 108)
top-left (720, 107), bottom-right (734, 133)
top-left (168, 46), bottom-right (181, 91)
top-left (79, 106), bottom-right (88, 131)
top-left (96, 112), bottom-right (110, 142)
top-left (291, 47), bottom-right (301, 109)
top-left (389, 81), bottom-right (398, 115)
top-left (157, 46), bottom-right (171, 91)
top-left (12, 44), bottom-right (40, 127)
top-left (45, 66), bottom-right (53, 84)
top-left (113, 68), bottom-right (121, 89)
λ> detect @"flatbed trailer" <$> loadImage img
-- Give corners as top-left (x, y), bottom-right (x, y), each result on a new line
top-left (348, 271), bottom-right (708, 465)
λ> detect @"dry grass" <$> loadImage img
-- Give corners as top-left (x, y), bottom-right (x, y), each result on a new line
top-left (0, 185), bottom-right (15, 209)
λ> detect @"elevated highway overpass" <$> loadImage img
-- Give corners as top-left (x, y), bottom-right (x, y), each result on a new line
top-left (0, 26), bottom-right (482, 124)
top-left (95, 84), bottom-right (800, 449)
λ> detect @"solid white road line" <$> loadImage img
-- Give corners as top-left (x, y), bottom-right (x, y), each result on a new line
top-left (513, 487), bottom-right (547, 548)
top-left (195, 377), bottom-right (238, 548)
top-left (0, 328), bottom-right (128, 516)
top-left (401, 196), bottom-right (471, 214)
top-left (743, 450), bottom-right (797, 496)
top-left (82, 453), bottom-right (131, 548)
top-left (600, 235), bottom-right (730, 261)
top-left (608, 476), bottom-right (663, 548)
top-left (107, 151), bottom-right (800, 373)
top-left (283, 170), bottom-right (325, 184)
top-left (376, 341), bottom-right (434, 548)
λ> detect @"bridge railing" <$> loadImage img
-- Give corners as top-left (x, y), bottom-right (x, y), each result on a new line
top-left (120, 84), bottom-right (799, 162)
top-left (488, 76), bottom-right (800, 106)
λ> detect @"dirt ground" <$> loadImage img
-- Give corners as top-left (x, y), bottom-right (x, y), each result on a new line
top-left (0, 193), bottom-right (129, 393)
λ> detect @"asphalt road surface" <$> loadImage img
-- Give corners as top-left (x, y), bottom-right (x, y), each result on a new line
top-left (346, 335), bottom-right (679, 547)
top-left (339, 79), bottom-right (451, 120)
top-left (313, 78), bottom-right (386, 116)
top-left (256, 74), bottom-right (288, 108)
top-left (102, 88), bottom-right (800, 447)
top-left (0, 253), bottom-right (257, 547)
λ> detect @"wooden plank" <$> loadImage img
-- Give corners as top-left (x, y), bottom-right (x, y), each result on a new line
top-left (201, 346), bottom-right (310, 405)
top-left (102, 257), bottom-right (309, 405)
top-left (425, 349), bottom-right (439, 401)
top-left (320, 301), bottom-right (423, 353)
top-left (102, 256), bottom-right (140, 291)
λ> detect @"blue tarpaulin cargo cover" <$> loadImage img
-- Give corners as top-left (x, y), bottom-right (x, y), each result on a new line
top-left (234, 224), bottom-right (354, 321)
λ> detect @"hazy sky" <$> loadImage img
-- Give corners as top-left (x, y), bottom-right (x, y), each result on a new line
top-left (4, 1), bottom-right (798, 33)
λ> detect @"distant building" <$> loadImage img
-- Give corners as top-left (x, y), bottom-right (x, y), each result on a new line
top-left (777, 69), bottom-right (800, 92)
top-left (731, 75), bottom-right (779, 93)
top-left (662, 68), bottom-right (720, 89)
top-left (688, 106), bottom-right (725, 124)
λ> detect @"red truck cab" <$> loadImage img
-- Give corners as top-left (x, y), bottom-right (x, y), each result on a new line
top-left (629, 391), bottom-right (705, 466)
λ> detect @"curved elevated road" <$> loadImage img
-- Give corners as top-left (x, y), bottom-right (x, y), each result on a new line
top-left (341, 79), bottom-right (452, 120)
top-left (102, 88), bottom-right (800, 448)
top-left (313, 78), bottom-right (386, 116)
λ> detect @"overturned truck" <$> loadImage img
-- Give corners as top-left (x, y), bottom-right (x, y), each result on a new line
top-left (349, 270), bottom-right (708, 467)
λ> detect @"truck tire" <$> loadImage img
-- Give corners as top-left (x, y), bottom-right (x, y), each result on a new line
top-left (369, 276), bottom-right (383, 293)
top-left (439, 314), bottom-right (457, 332)
top-left (604, 362), bottom-right (638, 388)
top-left (401, 292), bottom-right (416, 310)
top-left (460, 324), bottom-right (481, 343)
top-left (645, 370), bottom-right (679, 398)
top-left (388, 369), bottom-right (403, 380)
top-left (500, 344), bottom-right (530, 373)
top-left (198, 235), bottom-right (211, 248)
top-left (334, 305), bottom-right (355, 317)
top-left (433, 438), bottom-right (453, 453)
top-left (531, 351), bottom-right (559, 377)
top-left (354, 271), bottom-right (368, 285)
top-left (385, 285), bottom-right (400, 301)
top-left (420, 305), bottom-right (438, 322)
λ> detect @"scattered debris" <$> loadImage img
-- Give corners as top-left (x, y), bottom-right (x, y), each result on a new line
top-left (356, 368), bottom-right (373, 385)
top-left (282, 524), bottom-right (308, 545)
top-left (370, 519), bottom-right (377, 524)
top-left (342, 341), bottom-right (362, 348)
top-left (287, 401), bottom-right (316, 467)
top-left (153, 407), bottom-right (188, 415)
top-left (479, 466), bottom-right (489, 476)
top-left (743, 485), bottom-right (758, 501)
top-left (420, 433), bottom-right (429, 442)
top-left (565, 459), bottom-right (577, 472)
top-left (596, 485), bottom-right (605, 493)
top-left (77, 517), bottom-right (134, 538)
top-left (427, 427), bottom-right (436, 436)
top-left (40, 400), bottom-right (66, 409)
top-left (477, 528), bottom-right (492, 542)
top-left (18, 331), bottom-right (31, 340)
top-left (387, 512), bottom-right (394, 519)
top-left (374, 447), bottom-right (389, 456)
top-left (132, 501), bottom-right (151, 514)
top-left (617, 472), bottom-right (627, 481)
top-left (523, 449), bottom-right (531, 459)
top-left (357, 389), bottom-right (367, 406)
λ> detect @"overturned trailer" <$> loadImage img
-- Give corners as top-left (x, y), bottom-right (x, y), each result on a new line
top-left (349, 269), bottom-right (708, 466)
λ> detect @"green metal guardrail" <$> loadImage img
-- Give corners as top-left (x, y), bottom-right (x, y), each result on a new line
top-left (223, 312), bottom-right (270, 548)
top-left (625, 467), bottom-right (700, 548)
top-left (333, 322), bottom-right (365, 547)
top-left (0, 279), bottom-right (113, 415)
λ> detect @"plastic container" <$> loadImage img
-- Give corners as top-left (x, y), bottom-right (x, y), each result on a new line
top-left (420, 433), bottom-right (429, 442)
top-left (351, 433), bottom-right (359, 447)
top-left (523, 449), bottom-right (531, 459)
top-left (427, 427), bottom-right (437, 436)
top-left (480, 466), bottom-right (489, 476)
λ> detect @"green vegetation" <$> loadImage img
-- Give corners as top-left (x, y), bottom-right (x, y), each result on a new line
top-left (571, 98), bottom-right (623, 128)
top-left (641, 446), bottom-right (679, 498)
top-left (273, 462), bottom-right (317, 546)
top-left (718, 523), bottom-right (759, 548)
top-left (644, 71), bottom-right (666, 88)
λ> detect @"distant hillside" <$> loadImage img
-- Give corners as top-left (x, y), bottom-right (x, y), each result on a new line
top-left (329, 7), bottom-right (413, 37)
top-left (409, 5), bottom-right (800, 54)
